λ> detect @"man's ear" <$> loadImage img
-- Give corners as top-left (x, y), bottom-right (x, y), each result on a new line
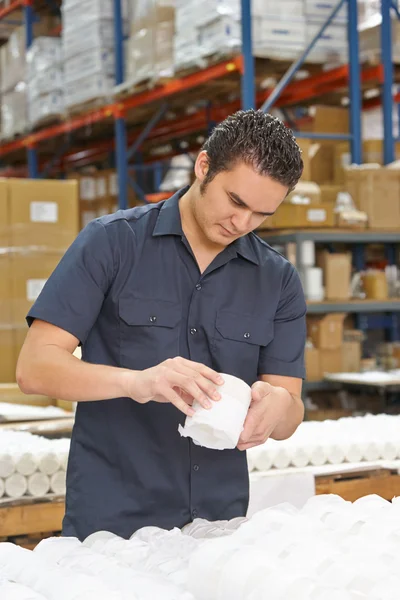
top-left (194, 150), bottom-right (209, 182)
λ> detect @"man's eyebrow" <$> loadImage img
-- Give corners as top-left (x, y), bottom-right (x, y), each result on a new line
top-left (228, 191), bottom-right (275, 217)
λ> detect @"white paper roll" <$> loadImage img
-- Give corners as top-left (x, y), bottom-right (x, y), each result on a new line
top-left (178, 374), bottom-right (251, 450)
top-left (5, 473), bottom-right (28, 499)
top-left (303, 267), bottom-right (324, 301)
top-left (300, 241), bottom-right (316, 267)
top-left (27, 473), bottom-right (50, 498)
top-left (38, 452), bottom-right (60, 476)
top-left (0, 453), bottom-right (16, 479)
top-left (16, 453), bottom-right (38, 477)
top-left (50, 470), bottom-right (66, 495)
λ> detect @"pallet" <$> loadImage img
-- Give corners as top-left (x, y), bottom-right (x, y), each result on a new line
top-left (0, 496), bottom-right (65, 539)
top-left (315, 467), bottom-right (400, 502)
top-left (65, 96), bottom-right (111, 118)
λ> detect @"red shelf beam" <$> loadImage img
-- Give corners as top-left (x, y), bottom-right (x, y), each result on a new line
top-left (0, 0), bottom-right (24, 21)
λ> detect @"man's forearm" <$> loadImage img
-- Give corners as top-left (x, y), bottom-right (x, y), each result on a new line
top-left (17, 345), bottom-right (134, 402)
top-left (270, 386), bottom-right (304, 440)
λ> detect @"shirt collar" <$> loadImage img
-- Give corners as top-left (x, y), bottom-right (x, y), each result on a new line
top-left (152, 186), bottom-right (259, 265)
top-left (152, 187), bottom-right (188, 237)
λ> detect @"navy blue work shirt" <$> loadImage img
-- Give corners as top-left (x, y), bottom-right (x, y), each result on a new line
top-left (27, 187), bottom-right (306, 541)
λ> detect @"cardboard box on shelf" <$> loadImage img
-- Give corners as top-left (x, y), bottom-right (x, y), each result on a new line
top-left (333, 142), bottom-right (351, 184)
top-left (285, 181), bottom-right (321, 204)
top-left (0, 253), bottom-right (12, 326)
top-left (307, 313), bottom-right (346, 350)
top-left (0, 328), bottom-right (15, 383)
top-left (344, 166), bottom-right (400, 229)
top-left (0, 179), bottom-right (10, 249)
top-left (342, 341), bottom-right (362, 373)
top-left (0, 382), bottom-right (53, 406)
top-left (298, 106), bottom-right (349, 135)
top-left (10, 253), bottom-right (62, 326)
top-left (321, 252), bottom-right (352, 300)
top-left (361, 270), bottom-right (389, 300)
top-left (260, 201), bottom-right (335, 230)
top-left (305, 346), bottom-right (321, 382)
top-left (363, 140), bottom-right (400, 164)
top-left (8, 179), bottom-right (79, 252)
top-left (297, 140), bottom-right (334, 185)
top-left (320, 348), bottom-right (343, 375)
top-left (320, 184), bottom-right (342, 204)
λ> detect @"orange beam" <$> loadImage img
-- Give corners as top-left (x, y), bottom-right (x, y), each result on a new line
top-left (0, 0), bottom-right (24, 20)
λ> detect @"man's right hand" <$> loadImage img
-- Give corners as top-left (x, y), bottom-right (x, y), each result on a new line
top-left (125, 357), bottom-right (224, 416)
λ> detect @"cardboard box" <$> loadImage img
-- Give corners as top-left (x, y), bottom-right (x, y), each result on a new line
top-left (285, 181), bottom-right (321, 204)
top-left (342, 341), bottom-right (361, 373)
top-left (305, 346), bottom-right (321, 382)
top-left (10, 253), bottom-right (62, 326)
top-left (344, 167), bottom-right (400, 229)
top-left (0, 328), bottom-right (15, 383)
top-left (307, 313), bottom-right (346, 350)
top-left (361, 270), bottom-right (388, 300)
top-left (322, 252), bottom-right (352, 300)
top-left (297, 140), bottom-right (335, 185)
top-left (0, 253), bottom-right (12, 326)
top-left (320, 184), bottom-right (342, 204)
top-left (333, 142), bottom-right (351, 184)
top-left (363, 140), bottom-right (400, 165)
top-left (0, 179), bottom-right (9, 249)
top-left (320, 348), bottom-right (343, 374)
top-left (261, 201), bottom-right (335, 230)
top-left (0, 382), bottom-right (53, 406)
top-left (8, 179), bottom-right (79, 252)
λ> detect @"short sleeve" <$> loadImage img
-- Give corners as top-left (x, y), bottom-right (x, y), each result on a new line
top-left (258, 266), bottom-right (306, 378)
top-left (27, 220), bottom-right (115, 344)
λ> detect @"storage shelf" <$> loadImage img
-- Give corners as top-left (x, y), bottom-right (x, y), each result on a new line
top-left (307, 300), bottom-right (400, 314)
top-left (259, 229), bottom-right (400, 244)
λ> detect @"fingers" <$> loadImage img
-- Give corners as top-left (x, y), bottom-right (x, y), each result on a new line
top-left (166, 372), bottom-right (213, 410)
top-left (162, 386), bottom-right (195, 417)
top-left (177, 358), bottom-right (224, 386)
top-left (175, 364), bottom-right (222, 403)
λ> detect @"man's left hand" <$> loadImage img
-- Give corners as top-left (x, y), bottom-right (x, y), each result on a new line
top-left (237, 380), bottom-right (291, 451)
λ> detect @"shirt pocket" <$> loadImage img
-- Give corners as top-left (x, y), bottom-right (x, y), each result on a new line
top-left (213, 310), bottom-right (274, 384)
top-left (119, 297), bottom-right (181, 370)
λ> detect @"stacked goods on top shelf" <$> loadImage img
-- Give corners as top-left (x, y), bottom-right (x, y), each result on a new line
top-left (174, 0), bottom-right (349, 72)
top-left (0, 179), bottom-right (79, 383)
top-left (61, 0), bottom-right (128, 109)
top-left (0, 27), bottom-right (28, 139)
top-left (26, 38), bottom-right (64, 127)
top-left (125, 0), bottom-right (175, 88)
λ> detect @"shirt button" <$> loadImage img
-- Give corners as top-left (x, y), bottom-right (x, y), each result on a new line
top-left (195, 283), bottom-right (202, 291)
top-left (192, 509), bottom-right (198, 519)
top-left (244, 332), bottom-right (251, 339)
top-left (193, 464), bottom-right (199, 472)
top-left (190, 328), bottom-right (197, 335)
top-left (149, 316), bottom-right (157, 323)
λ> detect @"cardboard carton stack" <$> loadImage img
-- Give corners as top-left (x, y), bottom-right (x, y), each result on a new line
top-left (0, 179), bottom-right (79, 383)
top-left (27, 38), bottom-right (64, 127)
top-left (125, 0), bottom-right (175, 86)
top-left (305, 315), bottom-right (362, 382)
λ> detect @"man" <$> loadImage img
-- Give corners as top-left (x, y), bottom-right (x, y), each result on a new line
top-left (17, 109), bottom-right (306, 541)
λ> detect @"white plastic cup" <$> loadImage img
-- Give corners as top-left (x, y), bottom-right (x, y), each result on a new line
top-left (178, 374), bottom-right (251, 450)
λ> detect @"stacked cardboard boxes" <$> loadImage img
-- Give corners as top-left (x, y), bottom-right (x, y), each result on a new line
top-left (0, 179), bottom-right (79, 383)
top-left (305, 315), bottom-right (362, 381)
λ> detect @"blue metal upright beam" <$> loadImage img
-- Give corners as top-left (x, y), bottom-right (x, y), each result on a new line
top-left (25, 1), bottom-right (39, 178)
top-left (240, 0), bottom-right (255, 109)
top-left (347, 0), bottom-right (362, 164)
top-left (113, 0), bottom-right (128, 209)
top-left (381, 0), bottom-right (395, 164)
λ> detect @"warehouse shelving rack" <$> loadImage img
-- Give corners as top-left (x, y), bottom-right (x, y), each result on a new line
top-left (0, 0), bottom-right (399, 204)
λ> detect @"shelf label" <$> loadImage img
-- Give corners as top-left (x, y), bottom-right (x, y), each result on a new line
top-left (27, 279), bottom-right (47, 302)
top-left (30, 202), bottom-right (58, 223)
top-left (307, 209), bottom-right (327, 223)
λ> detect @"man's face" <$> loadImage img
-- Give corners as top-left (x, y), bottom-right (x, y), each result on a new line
top-left (192, 153), bottom-right (289, 246)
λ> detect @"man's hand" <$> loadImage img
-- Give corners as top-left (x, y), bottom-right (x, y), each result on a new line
top-left (125, 357), bottom-right (224, 417)
top-left (237, 380), bottom-right (293, 451)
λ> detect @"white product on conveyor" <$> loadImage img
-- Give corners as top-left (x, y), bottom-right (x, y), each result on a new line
top-left (5, 473), bottom-right (28, 499)
top-left (0, 453), bottom-right (15, 479)
top-left (178, 374), bottom-right (251, 450)
top-left (27, 473), bottom-right (50, 498)
top-left (16, 453), bottom-right (38, 477)
top-left (38, 452), bottom-right (60, 476)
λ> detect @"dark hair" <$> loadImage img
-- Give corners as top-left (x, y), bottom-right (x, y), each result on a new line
top-left (201, 109), bottom-right (303, 191)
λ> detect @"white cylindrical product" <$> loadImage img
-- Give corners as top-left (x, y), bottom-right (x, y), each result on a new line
top-left (58, 451), bottom-right (69, 471)
top-left (343, 442), bottom-right (363, 463)
top-left (300, 240), bottom-right (316, 267)
top-left (360, 441), bottom-right (380, 462)
top-left (308, 444), bottom-right (328, 467)
top-left (253, 448), bottom-right (273, 472)
top-left (271, 447), bottom-right (291, 470)
top-left (303, 267), bottom-right (324, 301)
top-left (38, 452), bottom-right (60, 476)
top-left (178, 374), bottom-right (251, 450)
top-left (0, 476), bottom-right (4, 498)
top-left (16, 453), bottom-right (38, 477)
top-left (326, 444), bottom-right (345, 465)
top-left (5, 473), bottom-right (28, 499)
top-left (0, 452), bottom-right (16, 479)
top-left (50, 470), bottom-right (66, 495)
top-left (290, 446), bottom-right (310, 468)
top-left (27, 473), bottom-right (50, 498)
